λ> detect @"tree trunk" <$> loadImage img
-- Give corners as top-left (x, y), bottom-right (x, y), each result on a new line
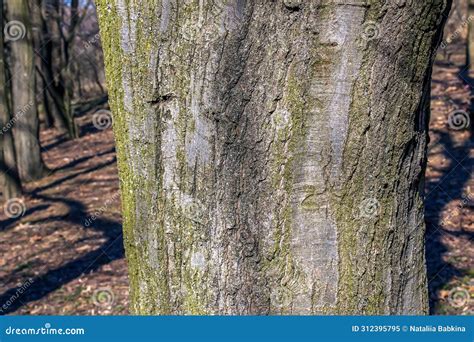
top-left (469, 0), bottom-right (474, 70)
top-left (0, 0), bottom-right (22, 200)
top-left (28, 0), bottom-right (50, 128)
top-left (84, 55), bottom-right (106, 95)
top-left (41, 0), bottom-right (69, 135)
top-left (52, 0), bottom-right (80, 139)
top-left (97, 0), bottom-right (450, 315)
top-left (6, 0), bottom-right (46, 181)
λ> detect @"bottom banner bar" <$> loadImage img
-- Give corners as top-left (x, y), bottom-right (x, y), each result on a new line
top-left (0, 316), bottom-right (472, 341)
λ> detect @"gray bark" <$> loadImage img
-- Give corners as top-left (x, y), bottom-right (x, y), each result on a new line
top-left (6, 0), bottom-right (46, 181)
top-left (469, 0), bottom-right (474, 69)
top-left (41, 0), bottom-right (72, 135)
top-left (28, 0), bottom-right (48, 127)
top-left (0, 0), bottom-right (22, 199)
top-left (97, 0), bottom-right (450, 315)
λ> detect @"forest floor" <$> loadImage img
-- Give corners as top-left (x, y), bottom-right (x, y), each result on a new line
top-left (425, 46), bottom-right (473, 315)
top-left (0, 48), bottom-right (473, 315)
top-left (0, 104), bottom-right (128, 315)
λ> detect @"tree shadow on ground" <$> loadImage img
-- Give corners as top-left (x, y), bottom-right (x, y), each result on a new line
top-left (34, 155), bottom-right (116, 194)
top-left (0, 161), bottom-right (123, 315)
top-left (0, 204), bottom-right (51, 232)
top-left (425, 64), bottom-right (473, 313)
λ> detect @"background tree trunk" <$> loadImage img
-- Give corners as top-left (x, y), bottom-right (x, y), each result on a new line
top-left (468, 0), bottom-right (474, 70)
top-left (97, 0), bottom-right (450, 315)
top-left (0, 0), bottom-right (22, 200)
top-left (6, 0), bottom-right (46, 181)
top-left (41, 0), bottom-right (70, 135)
top-left (28, 0), bottom-right (50, 128)
top-left (57, 0), bottom-right (78, 138)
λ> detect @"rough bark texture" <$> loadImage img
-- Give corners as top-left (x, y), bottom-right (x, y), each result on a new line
top-left (97, 0), bottom-right (450, 315)
top-left (469, 0), bottom-right (474, 68)
top-left (57, 0), bottom-right (80, 139)
top-left (41, 0), bottom-right (67, 132)
top-left (28, 0), bottom-right (47, 126)
top-left (0, 0), bottom-right (22, 200)
top-left (6, 0), bottom-right (46, 181)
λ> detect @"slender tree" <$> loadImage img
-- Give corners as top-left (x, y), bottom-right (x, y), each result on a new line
top-left (40, 0), bottom-right (70, 135)
top-left (40, 0), bottom-right (91, 139)
top-left (56, 0), bottom-right (78, 138)
top-left (5, 0), bottom-right (46, 182)
top-left (97, 0), bottom-right (451, 315)
top-left (469, 0), bottom-right (474, 70)
top-left (28, 0), bottom-right (49, 127)
top-left (0, 0), bottom-right (21, 199)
